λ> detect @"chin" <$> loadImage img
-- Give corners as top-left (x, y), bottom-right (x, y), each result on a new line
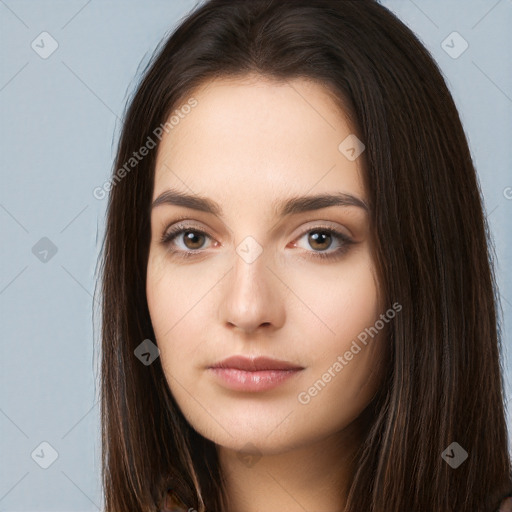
top-left (187, 412), bottom-right (327, 457)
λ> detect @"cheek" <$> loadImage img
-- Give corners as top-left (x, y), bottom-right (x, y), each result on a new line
top-left (292, 332), bottom-right (385, 447)
top-left (291, 254), bottom-right (384, 413)
top-left (292, 251), bottom-right (380, 352)
top-left (330, 263), bottom-right (381, 344)
top-left (145, 251), bottom-right (219, 373)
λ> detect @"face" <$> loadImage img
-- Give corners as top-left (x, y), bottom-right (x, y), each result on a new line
top-left (146, 74), bottom-right (387, 455)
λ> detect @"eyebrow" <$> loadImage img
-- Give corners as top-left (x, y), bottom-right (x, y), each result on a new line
top-left (151, 189), bottom-right (369, 217)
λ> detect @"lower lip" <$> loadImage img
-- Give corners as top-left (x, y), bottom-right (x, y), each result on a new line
top-left (208, 368), bottom-right (303, 392)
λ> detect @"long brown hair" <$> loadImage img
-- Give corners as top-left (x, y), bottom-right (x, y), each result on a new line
top-left (96, 0), bottom-right (512, 510)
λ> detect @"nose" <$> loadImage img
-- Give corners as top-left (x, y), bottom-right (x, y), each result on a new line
top-left (219, 251), bottom-right (286, 335)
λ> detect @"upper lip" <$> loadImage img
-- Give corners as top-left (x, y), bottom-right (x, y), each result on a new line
top-left (208, 356), bottom-right (304, 372)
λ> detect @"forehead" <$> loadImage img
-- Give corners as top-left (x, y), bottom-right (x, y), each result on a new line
top-left (153, 75), bottom-right (366, 210)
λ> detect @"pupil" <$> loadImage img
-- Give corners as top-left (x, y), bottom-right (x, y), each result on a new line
top-left (184, 231), bottom-right (204, 249)
top-left (309, 231), bottom-right (331, 250)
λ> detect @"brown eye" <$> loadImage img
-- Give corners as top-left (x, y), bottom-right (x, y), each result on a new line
top-left (293, 225), bottom-right (355, 261)
top-left (160, 222), bottom-right (354, 262)
top-left (180, 230), bottom-right (207, 250)
top-left (160, 224), bottom-right (213, 256)
top-left (307, 231), bottom-right (333, 251)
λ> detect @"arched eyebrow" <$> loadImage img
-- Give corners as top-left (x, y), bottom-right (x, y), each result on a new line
top-left (151, 189), bottom-right (368, 217)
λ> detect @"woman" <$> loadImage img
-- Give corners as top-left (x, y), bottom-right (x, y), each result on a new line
top-left (96, 0), bottom-right (512, 510)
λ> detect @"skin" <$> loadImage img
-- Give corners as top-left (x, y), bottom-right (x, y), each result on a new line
top-left (146, 74), bottom-right (388, 512)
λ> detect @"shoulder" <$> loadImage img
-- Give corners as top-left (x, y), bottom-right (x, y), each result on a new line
top-left (498, 497), bottom-right (512, 512)
top-left (159, 489), bottom-right (190, 512)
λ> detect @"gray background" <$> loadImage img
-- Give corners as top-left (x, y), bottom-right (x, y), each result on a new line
top-left (1, 0), bottom-right (511, 510)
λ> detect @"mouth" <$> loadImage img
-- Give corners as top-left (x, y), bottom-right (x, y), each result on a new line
top-left (207, 355), bottom-right (305, 392)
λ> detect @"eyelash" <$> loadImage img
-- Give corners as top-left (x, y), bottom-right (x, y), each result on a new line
top-left (159, 222), bottom-right (355, 261)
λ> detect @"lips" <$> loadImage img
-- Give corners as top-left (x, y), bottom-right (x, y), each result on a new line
top-left (207, 356), bottom-right (304, 392)
top-left (208, 355), bottom-right (304, 372)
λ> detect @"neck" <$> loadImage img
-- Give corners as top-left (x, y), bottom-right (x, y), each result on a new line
top-left (218, 422), bottom-right (362, 512)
